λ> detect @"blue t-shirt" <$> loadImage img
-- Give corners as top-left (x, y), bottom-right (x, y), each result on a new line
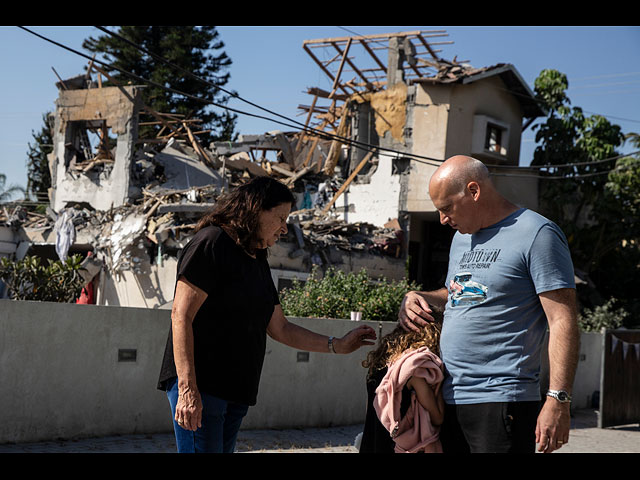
top-left (439, 208), bottom-right (575, 404)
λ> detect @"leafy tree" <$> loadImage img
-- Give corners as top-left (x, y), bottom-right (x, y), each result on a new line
top-left (82, 26), bottom-right (238, 144)
top-left (532, 69), bottom-right (625, 272)
top-left (0, 174), bottom-right (25, 203)
top-left (593, 143), bottom-right (640, 326)
top-left (25, 112), bottom-right (53, 203)
top-left (532, 69), bottom-right (639, 326)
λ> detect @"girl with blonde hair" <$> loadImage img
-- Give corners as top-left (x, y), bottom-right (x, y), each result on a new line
top-left (359, 307), bottom-right (445, 453)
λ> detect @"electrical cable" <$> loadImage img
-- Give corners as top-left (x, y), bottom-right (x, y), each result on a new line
top-left (18, 25), bottom-right (446, 168)
top-left (94, 26), bottom-right (317, 134)
top-left (18, 26), bottom-right (639, 181)
top-left (94, 26), bottom-right (640, 177)
top-left (491, 162), bottom-right (638, 180)
top-left (17, 27), bottom-right (312, 134)
top-left (493, 150), bottom-right (640, 170)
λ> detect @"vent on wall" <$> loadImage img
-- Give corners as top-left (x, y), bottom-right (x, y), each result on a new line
top-left (118, 349), bottom-right (137, 362)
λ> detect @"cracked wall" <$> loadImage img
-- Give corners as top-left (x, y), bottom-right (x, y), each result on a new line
top-left (51, 85), bottom-right (144, 212)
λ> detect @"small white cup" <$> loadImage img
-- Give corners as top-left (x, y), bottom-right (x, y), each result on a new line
top-left (350, 311), bottom-right (362, 321)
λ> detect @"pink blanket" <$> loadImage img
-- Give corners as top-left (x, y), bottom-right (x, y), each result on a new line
top-left (373, 346), bottom-right (444, 453)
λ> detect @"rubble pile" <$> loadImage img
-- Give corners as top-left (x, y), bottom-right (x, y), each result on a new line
top-left (5, 31), bottom-right (437, 294)
top-left (288, 209), bottom-right (403, 257)
top-left (3, 127), bottom-right (403, 279)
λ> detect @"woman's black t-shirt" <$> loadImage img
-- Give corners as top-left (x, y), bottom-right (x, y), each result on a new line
top-left (157, 225), bottom-right (279, 406)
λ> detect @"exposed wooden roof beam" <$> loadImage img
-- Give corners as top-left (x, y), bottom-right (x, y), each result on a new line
top-left (359, 38), bottom-right (387, 74)
top-left (330, 39), bottom-right (374, 91)
top-left (304, 87), bottom-right (349, 101)
top-left (302, 30), bottom-right (447, 45)
top-left (329, 38), bottom-right (352, 98)
top-left (303, 44), bottom-right (351, 97)
top-left (416, 33), bottom-right (442, 60)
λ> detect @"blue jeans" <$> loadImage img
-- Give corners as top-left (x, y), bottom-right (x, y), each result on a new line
top-left (166, 377), bottom-right (249, 453)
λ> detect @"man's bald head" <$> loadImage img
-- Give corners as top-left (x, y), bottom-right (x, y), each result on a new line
top-left (429, 155), bottom-right (491, 198)
top-left (428, 155), bottom-right (516, 233)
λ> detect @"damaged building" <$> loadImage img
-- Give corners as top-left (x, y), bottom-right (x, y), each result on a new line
top-left (2, 28), bottom-right (545, 308)
top-left (290, 30), bottom-right (545, 290)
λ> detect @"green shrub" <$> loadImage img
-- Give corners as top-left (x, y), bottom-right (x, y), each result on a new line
top-left (280, 266), bottom-right (421, 322)
top-left (578, 298), bottom-right (629, 332)
top-left (0, 254), bottom-right (86, 303)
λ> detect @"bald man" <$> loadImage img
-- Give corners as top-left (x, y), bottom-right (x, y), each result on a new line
top-left (399, 155), bottom-right (579, 453)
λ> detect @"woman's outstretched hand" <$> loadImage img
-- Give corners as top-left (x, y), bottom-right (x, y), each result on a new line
top-left (335, 324), bottom-right (377, 353)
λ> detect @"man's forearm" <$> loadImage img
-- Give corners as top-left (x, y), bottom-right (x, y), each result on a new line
top-left (541, 288), bottom-right (580, 393)
top-left (547, 315), bottom-right (580, 393)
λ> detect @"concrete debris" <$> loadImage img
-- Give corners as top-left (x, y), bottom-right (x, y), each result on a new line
top-left (421, 60), bottom-right (509, 84)
top-left (287, 209), bottom-right (403, 258)
top-left (2, 41), bottom-right (417, 306)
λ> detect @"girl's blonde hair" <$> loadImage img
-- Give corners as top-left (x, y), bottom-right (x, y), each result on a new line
top-left (362, 307), bottom-right (443, 374)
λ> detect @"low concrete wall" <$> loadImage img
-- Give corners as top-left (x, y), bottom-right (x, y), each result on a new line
top-left (0, 300), bottom-right (171, 444)
top-left (244, 317), bottom-right (396, 430)
top-left (0, 300), bottom-right (603, 444)
top-left (573, 332), bottom-right (604, 409)
top-left (535, 330), bottom-right (603, 411)
top-left (0, 300), bottom-right (395, 444)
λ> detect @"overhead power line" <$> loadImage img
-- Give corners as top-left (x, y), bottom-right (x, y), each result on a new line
top-left (491, 150), bottom-right (640, 170)
top-left (93, 26), bottom-right (640, 179)
top-left (17, 26), bottom-right (640, 182)
top-left (93, 26), bottom-right (316, 135)
top-left (18, 25), bottom-right (446, 168)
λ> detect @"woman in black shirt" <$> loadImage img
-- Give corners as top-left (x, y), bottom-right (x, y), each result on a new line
top-left (158, 176), bottom-right (377, 453)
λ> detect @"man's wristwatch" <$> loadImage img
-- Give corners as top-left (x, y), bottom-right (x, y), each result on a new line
top-left (546, 389), bottom-right (572, 403)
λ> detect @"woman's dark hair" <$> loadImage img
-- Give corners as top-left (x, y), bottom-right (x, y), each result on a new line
top-left (195, 176), bottom-right (295, 252)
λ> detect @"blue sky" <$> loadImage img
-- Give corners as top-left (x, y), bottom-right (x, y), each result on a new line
top-left (1, 25), bottom-right (639, 199)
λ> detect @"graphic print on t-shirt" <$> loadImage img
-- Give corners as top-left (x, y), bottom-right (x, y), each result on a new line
top-left (449, 272), bottom-right (488, 307)
top-left (449, 248), bottom-right (500, 307)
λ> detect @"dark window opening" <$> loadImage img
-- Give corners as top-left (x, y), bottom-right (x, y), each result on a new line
top-left (485, 124), bottom-right (503, 154)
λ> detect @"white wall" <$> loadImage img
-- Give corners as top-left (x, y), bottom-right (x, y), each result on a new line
top-left (0, 300), bottom-right (395, 444)
top-left (0, 300), bottom-right (602, 444)
top-left (573, 332), bottom-right (604, 409)
top-left (334, 153), bottom-right (402, 227)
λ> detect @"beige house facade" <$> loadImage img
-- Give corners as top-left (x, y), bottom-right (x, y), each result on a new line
top-left (335, 61), bottom-right (546, 289)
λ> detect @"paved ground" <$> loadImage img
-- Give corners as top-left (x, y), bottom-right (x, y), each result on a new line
top-left (0, 408), bottom-right (638, 453)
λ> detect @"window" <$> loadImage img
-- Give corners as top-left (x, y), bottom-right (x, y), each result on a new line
top-left (472, 115), bottom-right (510, 159)
top-left (65, 120), bottom-right (116, 176)
top-left (485, 123), bottom-right (503, 154)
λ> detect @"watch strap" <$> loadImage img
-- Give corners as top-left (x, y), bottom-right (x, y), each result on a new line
top-left (546, 389), bottom-right (571, 403)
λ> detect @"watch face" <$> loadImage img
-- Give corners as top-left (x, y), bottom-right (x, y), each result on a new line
top-left (548, 390), bottom-right (570, 402)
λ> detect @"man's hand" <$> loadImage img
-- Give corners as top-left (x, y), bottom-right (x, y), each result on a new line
top-left (535, 397), bottom-right (571, 453)
top-left (398, 290), bottom-right (443, 332)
